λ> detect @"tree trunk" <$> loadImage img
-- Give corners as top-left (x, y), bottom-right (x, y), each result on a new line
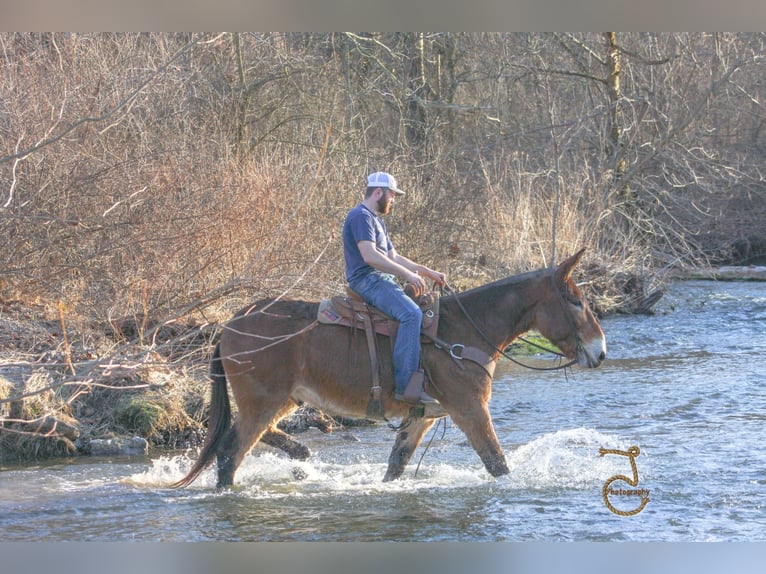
top-left (605, 32), bottom-right (627, 190)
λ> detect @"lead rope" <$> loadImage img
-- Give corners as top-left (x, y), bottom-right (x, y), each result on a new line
top-left (442, 283), bottom-right (576, 372)
top-left (413, 415), bottom-right (448, 478)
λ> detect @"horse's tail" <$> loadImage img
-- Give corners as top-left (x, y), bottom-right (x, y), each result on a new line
top-left (170, 342), bottom-right (232, 488)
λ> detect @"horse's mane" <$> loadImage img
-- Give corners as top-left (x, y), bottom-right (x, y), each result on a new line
top-left (449, 267), bottom-right (553, 300)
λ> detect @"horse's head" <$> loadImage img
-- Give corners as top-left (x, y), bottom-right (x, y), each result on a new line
top-left (536, 248), bottom-right (606, 368)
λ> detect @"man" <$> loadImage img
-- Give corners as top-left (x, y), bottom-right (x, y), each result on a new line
top-left (342, 171), bottom-right (446, 405)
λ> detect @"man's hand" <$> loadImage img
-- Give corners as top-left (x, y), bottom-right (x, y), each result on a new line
top-left (429, 271), bottom-right (447, 287)
top-left (406, 270), bottom-right (426, 297)
top-left (406, 268), bottom-right (446, 297)
top-left (421, 268), bottom-right (447, 288)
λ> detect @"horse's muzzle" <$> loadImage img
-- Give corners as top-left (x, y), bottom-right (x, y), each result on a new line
top-left (578, 337), bottom-right (607, 368)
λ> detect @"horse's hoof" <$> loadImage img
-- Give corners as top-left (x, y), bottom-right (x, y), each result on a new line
top-left (290, 445), bottom-right (311, 460)
top-left (292, 467), bottom-right (308, 481)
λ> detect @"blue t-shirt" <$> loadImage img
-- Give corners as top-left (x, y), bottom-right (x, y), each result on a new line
top-left (343, 204), bottom-right (394, 283)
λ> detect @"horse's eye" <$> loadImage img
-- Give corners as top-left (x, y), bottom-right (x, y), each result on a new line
top-left (569, 297), bottom-right (583, 310)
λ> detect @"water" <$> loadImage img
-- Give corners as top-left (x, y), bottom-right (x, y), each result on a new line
top-left (1, 280), bottom-right (765, 541)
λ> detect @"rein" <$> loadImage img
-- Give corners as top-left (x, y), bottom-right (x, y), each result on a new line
top-left (442, 282), bottom-right (577, 372)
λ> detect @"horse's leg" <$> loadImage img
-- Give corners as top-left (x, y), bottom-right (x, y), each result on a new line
top-left (383, 416), bottom-right (437, 482)
top-left (215, 395), bottom-right (291, 488)
top-left (259, 401), bottom-right (311, 461)
top-left (215, 423), bottom-right (242, 488)
top-left (449, 403), bottom-right (509, 477)
top-left (260, 428), bottom-right (311, 460)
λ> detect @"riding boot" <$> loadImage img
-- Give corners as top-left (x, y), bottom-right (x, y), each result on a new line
top-left (395, 370), bottom-right (438, 405)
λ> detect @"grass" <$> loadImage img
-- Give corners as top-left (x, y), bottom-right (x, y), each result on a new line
top-left (506, 332), bottom-right (562, 357)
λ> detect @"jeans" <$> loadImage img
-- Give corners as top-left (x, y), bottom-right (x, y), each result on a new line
top-left (349, 272), bottom-right (423, 394)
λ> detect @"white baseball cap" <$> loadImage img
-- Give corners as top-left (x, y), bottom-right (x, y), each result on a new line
top-left (367, 172), bottom-right (405, 195)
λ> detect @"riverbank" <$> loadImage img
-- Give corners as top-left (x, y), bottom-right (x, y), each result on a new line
top-left (0, 298), bottom-right (208, 462)
top-left (672, 266), bottom-right (766, 281)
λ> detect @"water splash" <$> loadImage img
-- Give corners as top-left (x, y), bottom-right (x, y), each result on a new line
top-left (127, 427), bottom-right (630, 497)
top-left (502, 427), bottom-right (630, 490)
top-left (123, 452), bottom-right (216, 489)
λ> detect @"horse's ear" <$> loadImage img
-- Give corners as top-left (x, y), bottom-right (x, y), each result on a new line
top-left (554, 247), bottom-right (586, 285)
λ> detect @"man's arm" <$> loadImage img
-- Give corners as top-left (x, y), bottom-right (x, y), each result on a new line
top-left (358, 241), bottom-right (446, 296)
top-left (358, 241), bottom-right (419, 283)
top-left (391, 249), bottom-right (446, 287)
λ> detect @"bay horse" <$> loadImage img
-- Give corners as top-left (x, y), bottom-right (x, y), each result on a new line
top-left (172, 248), bottom-right (606, 488)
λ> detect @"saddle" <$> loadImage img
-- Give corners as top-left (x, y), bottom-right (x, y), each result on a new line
top-left (317, 287), bottom-right (439, 341)
top-left (317, 286), bottom-right (441, 418)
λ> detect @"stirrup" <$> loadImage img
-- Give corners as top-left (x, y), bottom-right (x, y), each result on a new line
top-left (396, 370), bottom-right (438, 405)
top-left (421, 402), bottom-right (448, 419)
top-left (394, 391), bottom-right (438, 405)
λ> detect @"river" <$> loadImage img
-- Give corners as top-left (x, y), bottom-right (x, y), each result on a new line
top-left (1, 280), bottom-right (765, 542)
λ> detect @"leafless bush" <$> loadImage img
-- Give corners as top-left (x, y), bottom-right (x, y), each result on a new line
top-left (3, 32), bottom-right (763, 322)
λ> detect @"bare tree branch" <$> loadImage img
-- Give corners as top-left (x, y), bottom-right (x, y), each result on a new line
top-left (0, 34), bottom-right (202, 165)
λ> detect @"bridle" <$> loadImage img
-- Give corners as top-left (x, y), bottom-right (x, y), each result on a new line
top-left (442, 276), bottom-right (578, 372)
top-left (547, 271), bottom-right (589, 366)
